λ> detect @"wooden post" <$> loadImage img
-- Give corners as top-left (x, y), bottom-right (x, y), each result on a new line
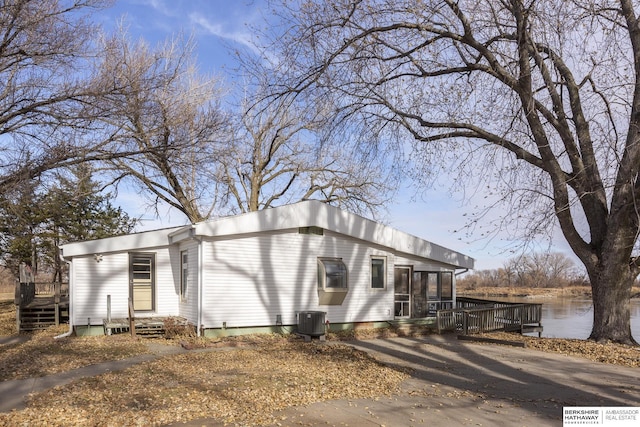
top-left (15, 306), bottom-right (20, 334)
top-left (54, 281), bottom-right (60, 326)
top-left (106, 295), bottom-right (112, 336)
top-left (14, 278), bottom-right (20, 306)
top-left (128, 298), bottom-right (136, 337)
top-left (463, 311), bottom-right (468, 335)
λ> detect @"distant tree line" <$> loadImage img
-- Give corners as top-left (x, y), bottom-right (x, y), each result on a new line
top-left (457, 252), bottom-right (589, 290)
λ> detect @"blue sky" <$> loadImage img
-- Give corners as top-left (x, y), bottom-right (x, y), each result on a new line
top-left (99, 0), bottom-right (577, 272)
top-left (100, 0), bottom-right (266, 73)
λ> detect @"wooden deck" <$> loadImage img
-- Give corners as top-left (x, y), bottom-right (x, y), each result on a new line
top-left (21, 295), bottom-right (69, 309)
top-left (436, 297), bottom-right (543, 336)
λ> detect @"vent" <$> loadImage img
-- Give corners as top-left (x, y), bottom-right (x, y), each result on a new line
top-left (297, 311), bottom-right (326, 336)
top-left (298, 226), bottom-right (324, 235)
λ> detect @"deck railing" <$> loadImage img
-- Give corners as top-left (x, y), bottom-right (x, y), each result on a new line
top-left (15, 281), bottom-right (36, 307)
top-left (437, 298), bottom-right (542, 335)
top-left (15, 282), bottom-right (69, 306)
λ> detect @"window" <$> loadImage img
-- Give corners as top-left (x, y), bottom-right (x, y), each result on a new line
top-left (415, 271), bottom-right (454, 301)
top-left (426, 273), bottom-right (439, 299)
top-left (317, 258), bottom-right (348, 305)
top-left (371, 257), bottom-right (386, 289)
top-left (441, 272), bottom-right (453, 299)
top-left (318, 258), bottom-right (347, 289)
top-left (180, 251), bottom-right (188, 301)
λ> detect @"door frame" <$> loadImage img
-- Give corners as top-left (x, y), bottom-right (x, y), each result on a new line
top-left (394, 265), bottom-right (412, 318)
top-left (129, 252), bottom-right (156, 312)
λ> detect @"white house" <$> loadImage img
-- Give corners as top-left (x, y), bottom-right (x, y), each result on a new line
top-left (60, 200), bottom-right (474, 336)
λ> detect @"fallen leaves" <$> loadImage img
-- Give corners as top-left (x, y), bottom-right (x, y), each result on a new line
top-left (0, 299), bottom-right (15, 336)
top-left (0, 339), bottom-right (408, 427)
top-left (483, 332), bottom-right (640, 367)
top-left (0, 328), bottom-right (149, 381)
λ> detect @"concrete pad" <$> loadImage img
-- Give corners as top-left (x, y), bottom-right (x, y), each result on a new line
top-left (0, 335), bottom-right (30, 346)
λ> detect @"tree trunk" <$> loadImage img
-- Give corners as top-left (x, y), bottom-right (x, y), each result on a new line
top-left (589, 262), bottom-right (637, 345)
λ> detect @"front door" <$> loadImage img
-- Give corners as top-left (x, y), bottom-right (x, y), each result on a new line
top-left (130, 253), bottom-right (155, 311)
top-left (412, 271), bottom-right (428, 318)
top-left (394, 266), bottom-right (411, 317)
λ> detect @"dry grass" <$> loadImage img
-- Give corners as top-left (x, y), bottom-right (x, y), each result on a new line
top-left (0, 327), bottom-right (149, 381)
top-left (0, 337), bottom-right (407, 426)
top-left (0, 298), bottom-right (15, 335)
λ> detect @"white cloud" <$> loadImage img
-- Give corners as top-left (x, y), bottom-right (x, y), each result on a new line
top-left (188, 12), bottom-right (259, 54)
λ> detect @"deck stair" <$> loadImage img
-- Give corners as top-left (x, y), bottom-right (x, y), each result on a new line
top-left (16, 297), bottom-right (69, 332)
top-left (20, 306), bottom-right (56, 331)
top-left (15, 265), bottom-right (69, 332)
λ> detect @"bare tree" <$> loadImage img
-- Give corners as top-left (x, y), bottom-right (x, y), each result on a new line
top-left (459, 252), bottom-right (578, 289)
top-left (0, 0), bottom-right (113, 190)
top-left (268, 0), bottom-right (640, 344)
top-left (92, 28), bottom-right (229, 223)
top-left (504, 252), bottom-right (576, 288)
top-left (220, 86), bottom-right (394, 215)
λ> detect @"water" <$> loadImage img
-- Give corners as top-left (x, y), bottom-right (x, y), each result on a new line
top-left (507, 296), bottom-right (640, 340)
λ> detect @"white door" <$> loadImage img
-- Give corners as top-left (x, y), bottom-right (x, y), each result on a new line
top-left (394, 266), bottom-right (411, 318)
top-left (130, 254), bottom-right (154, 311)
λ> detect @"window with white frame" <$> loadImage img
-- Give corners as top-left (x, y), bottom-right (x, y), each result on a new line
top-left (371, 257), bottom-right (386, 289)
top-left (180, 251), bottom-right (188, 301)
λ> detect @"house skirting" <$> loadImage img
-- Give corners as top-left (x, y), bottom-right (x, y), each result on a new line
top-left (75, 325), bottom-right (107, 336)
top-left (73, 319), bottom-right (436, 337)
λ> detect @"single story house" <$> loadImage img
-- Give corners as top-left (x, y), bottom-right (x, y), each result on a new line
top-left (60, 200), bottom-right (474, 336)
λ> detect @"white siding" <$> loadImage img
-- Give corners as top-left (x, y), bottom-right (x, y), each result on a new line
top-left (156, 246), bottom-right (180, 316)
top-left (73, 253), bottom-right (129, 325)
top-left (200, 229), bottom-right (396, 329)
top-left (178, 241), bottom-right (199, 324)
top-left (71, 247), bottom-right (181, 326)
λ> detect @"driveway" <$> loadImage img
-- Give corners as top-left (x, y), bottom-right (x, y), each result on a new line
top-left (266, 334), bottom-right (640, 426)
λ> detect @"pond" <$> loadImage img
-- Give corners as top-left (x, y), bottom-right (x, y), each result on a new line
top-left (506, 296), bottom-right (640, 340)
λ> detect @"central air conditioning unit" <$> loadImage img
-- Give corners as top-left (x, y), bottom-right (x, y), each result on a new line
top-left (297, 311), bottom-right (326, 337)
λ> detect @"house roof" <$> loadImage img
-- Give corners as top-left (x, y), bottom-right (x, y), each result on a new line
top-left (61, 200), bottom-right (474, 269)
